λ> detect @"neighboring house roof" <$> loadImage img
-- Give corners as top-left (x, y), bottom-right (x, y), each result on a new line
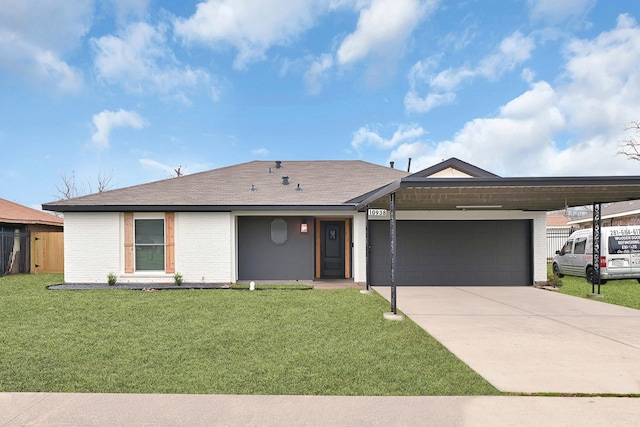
top-left (43, 160), bottom-right (409, 212)
top-left (546, 213), bottom-right (569, 227)
top-left (569, 200), bottom-right (640, 224)
top-left (0, 197), bottom-right (63, 226)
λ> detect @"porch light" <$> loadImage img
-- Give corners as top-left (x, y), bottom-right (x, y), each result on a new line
top-left (300, 219), bottom-right (308, 233)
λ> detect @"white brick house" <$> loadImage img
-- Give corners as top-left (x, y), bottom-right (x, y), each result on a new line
top-left (43, 158), bottom-right (640, 287)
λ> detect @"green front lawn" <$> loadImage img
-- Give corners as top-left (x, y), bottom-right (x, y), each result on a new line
top-left (549, 264), bottom-right (640, 310)
top-left (0, 274), bottom-right (499, 396)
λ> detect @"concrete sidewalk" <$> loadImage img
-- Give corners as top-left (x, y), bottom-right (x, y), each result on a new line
top-left (374, 286), bottom-right (640, 394)
top-left (2, 393), bottom-right (640, 426)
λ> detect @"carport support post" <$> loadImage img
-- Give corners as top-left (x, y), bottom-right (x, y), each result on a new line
top-left (592, 202), bottom-right (602, 295)
top-left (390, 192), bottom-right (397, 314)
top-left (365, 206), bottom-right (371, 291)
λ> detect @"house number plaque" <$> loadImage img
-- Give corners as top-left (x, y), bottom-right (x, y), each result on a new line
top-left (367, 209), bottom-right (388, 217)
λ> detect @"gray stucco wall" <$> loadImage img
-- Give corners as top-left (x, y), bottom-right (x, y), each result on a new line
top-left (237, 216), bottom-right (314, 280)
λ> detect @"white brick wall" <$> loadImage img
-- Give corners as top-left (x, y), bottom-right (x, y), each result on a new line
top-left (63, 209), bottom-right (546, 285)
top-left (64, 212), bottom-right (121, 283)
top-left (175, 212), bottom-right (232, 284)
top-left (352, 212), bottom-right (367, 284)
top-left (532, 213), bottom-right (548, 284)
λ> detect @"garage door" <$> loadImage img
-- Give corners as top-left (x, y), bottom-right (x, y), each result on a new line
top-left (369, 220), bottom-right (532, 286)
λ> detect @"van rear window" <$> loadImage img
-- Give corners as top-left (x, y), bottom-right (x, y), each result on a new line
top-left (608, 235), bottom-right (640, 254)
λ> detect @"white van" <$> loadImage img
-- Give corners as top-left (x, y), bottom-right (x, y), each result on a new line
top-left (552, 226), bottom-right (640, 283)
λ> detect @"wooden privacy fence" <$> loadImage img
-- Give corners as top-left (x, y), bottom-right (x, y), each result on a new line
top-left (30, 232), bottom-right (64, 274)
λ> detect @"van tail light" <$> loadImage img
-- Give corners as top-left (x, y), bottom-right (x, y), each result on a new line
top-left (600, 256), bottom-right (607, 268)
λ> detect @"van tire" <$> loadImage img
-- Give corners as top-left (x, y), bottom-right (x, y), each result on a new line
top-left (552, 263), bottom-right (563, 278)
top-left (586, 266), bottom-right (607, 284)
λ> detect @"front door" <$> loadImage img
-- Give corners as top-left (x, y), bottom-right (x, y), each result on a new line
top-left (320, 221), bottom-right (345, 278)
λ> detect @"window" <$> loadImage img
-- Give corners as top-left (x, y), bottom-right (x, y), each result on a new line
top-left (609, 235), bottom-right (640, 254)
top-left (270, 218), bottom-right (288, 245)
top-left (135, 219), bottom-right (164, 271)
top-left (560, 239), bottom-right (573, 255)
top-left (574, 237), bottom-right (587, 254)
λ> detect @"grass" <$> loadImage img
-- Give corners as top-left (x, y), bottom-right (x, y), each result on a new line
top-left (0, 274), bottom-right (499, 396)
top-left (230, 283), bottom-right (314, 291)
top-left (549, 264), bottom-right (640, 310)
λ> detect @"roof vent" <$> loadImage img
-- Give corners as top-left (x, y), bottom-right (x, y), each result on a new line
top-left (282, 176), bottom-right (289, 185)
top-left (275, 160), bottom-right (282, 169)
top-left (295, 183), bottom-right (302, 191)
top-left (390, 161), bottom-right (395, 169)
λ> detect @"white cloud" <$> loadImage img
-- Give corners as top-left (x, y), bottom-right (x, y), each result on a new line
top-left (91, 109), bottom-right (147, 149)
top-left (336, 0), bottom-right (434, 66)
top-left (559, 14), bottom-right (640, 139)
top-left (0, 0), bottom-right (90, 91)
top-left (394, 81), bottom-right (566, 175)
top-left (109, 0), bottom-right (151, 24)
top-left (174, 0), bottom-right (327, 70)
top-left (92, 22), bottom-right (213, 102)
top-left (251, 148), bottom-right (270, 156)
top-left (351, 124), bottom-right (425, 153)
top-left (404, 91), bottom-right (455, 113)
top-left (528, 0), bottom-right (595, 25)
top-left (304, 53), bottom-right (334, 94)
top-left (478, 32), bottom-right (535, 80)
top-left (0, 0), bottom-right (92, 52)
top-left (390, 16), bottom-right (640, 178)
top-left (175, 0), bottom-right (435, 78)
top-left (405, 31), bottom-right (535, 113)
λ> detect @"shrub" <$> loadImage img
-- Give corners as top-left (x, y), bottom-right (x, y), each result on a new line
top-left (173, 272), bottom-right (183, 286)
top-left (547, 273), bottom-right (563, 288)
top-left (107, 272), bottom-right (117, 286)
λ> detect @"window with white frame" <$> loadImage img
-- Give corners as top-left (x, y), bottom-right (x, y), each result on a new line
top-left (135, 219), bottom-right (165, 271)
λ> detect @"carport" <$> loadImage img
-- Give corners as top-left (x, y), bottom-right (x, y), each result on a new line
top-left (357, 175), bottom-right (640, 313)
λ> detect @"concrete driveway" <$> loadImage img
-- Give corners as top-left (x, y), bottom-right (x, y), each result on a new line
top-left (374, 286), bottom-right (640, 394)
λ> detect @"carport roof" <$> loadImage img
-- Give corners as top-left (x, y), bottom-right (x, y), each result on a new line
top-left (356, 176), bottom-right (640, 211)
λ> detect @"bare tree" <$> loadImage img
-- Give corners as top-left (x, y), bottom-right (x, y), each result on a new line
top-left (618, 121), bottom-right (640, 161)
top-left (56, 170), bottom-right (114, 200)
top-left (173, 165), bottom-right (184, 177)
top-left (55, 171), bottom-right (79, 200)
top-left (88, 170), bottom-right (114, 193)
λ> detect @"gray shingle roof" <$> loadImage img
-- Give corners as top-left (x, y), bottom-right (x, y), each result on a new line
top-left (43, 160), bottom-right (408, 212)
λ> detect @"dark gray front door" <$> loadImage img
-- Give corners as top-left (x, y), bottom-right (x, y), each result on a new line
top-left (320, 221), bottom-right (345, 278)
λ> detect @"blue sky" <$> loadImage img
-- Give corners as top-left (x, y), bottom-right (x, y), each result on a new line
top-left (2, 0), bottom-right (640, 210)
